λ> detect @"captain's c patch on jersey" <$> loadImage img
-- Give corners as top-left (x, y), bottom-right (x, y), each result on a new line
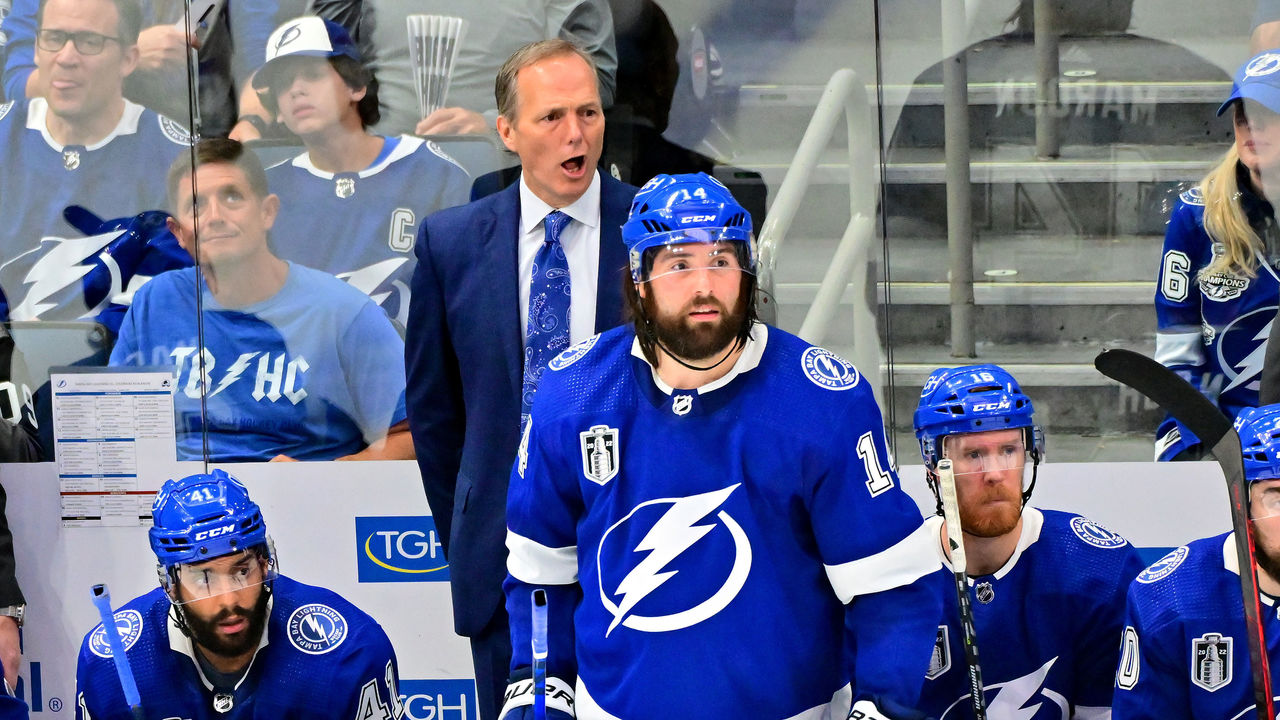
top-left (1190, 632), bottom-right (1232, 692)
top-left (580, 424), bottom-right (620, 485)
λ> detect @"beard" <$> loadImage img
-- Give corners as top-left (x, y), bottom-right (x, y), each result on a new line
top-left (1255, 524), bottom-right (1280, 586)
top-left (646, 289), bottom-right (747, 362)
top-left (181, 585), bottom-right (270, 660)
top-left (958, 482), bottom-right (1023, 539)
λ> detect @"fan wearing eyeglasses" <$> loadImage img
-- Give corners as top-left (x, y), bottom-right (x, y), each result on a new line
top-left (0, 0), bottom-right (190, 325)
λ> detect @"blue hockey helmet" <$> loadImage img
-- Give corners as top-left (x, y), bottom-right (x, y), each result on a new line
top-left (150, 469), bottom-right (269, 569)
top-left (622, 173), bottom-right (754, 283)
top-left (1235, 405), bottom-right (1280, 483)
top-left (913, 364), bottom-right (1045, 471)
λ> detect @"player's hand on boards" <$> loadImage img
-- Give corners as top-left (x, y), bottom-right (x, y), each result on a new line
top-left (416, 107), bottom-right (488, 136)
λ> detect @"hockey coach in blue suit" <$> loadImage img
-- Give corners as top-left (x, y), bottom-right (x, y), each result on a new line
top-left (404, 38), bottom-right (637, 720)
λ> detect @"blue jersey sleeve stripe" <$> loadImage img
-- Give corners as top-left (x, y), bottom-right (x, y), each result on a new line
top-left (824, 522), bottom-right (939, 603)
top-left (1155, 331), bottom-right (1204, 367)
top-left (506, 530), bottom-right (579, 584)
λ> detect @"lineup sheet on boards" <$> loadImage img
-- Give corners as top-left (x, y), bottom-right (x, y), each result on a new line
top-left (50, 368), bottom-right (180, 527)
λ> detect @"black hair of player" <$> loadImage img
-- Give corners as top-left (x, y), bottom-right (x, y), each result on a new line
top-left (328, 55), bottom-right (381, 129)
top-left (623, 244), bottom-right (758, 368)
top-left (165, 137), bottom-right (270, 212)
top-left (37, 0), bottom-right (143, 47)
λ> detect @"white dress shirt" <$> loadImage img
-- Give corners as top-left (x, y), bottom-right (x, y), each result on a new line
top-left (518, 171), bottom-right (602, 348)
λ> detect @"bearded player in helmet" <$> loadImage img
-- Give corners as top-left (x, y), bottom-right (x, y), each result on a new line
top-left (74, 470), bottom-right (402, 719)
top-left (912, 365), bottom-right (1142, 718)
top-left (500, 172), bottom-right (943, 720)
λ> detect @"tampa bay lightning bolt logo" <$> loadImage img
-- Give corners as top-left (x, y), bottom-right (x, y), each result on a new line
top-left (940, 657), bottom-right (1067, 719)
top-left (1216, 307), bottom-right (1275, 395)
top-left (549, 335), bottom-right (599, 371)
top-left (287, 603), bottom-right (348, 654)
top-left (597, 484), bottom-right (752, 637)
top-left (1179, 186), bottom-right (1205, 206)
top-left (88, 609), bottom-right (144, 658)
top-left (275, 23), bottom-right (303, 50)
top-left (1246, 53), bottom-right (1280, 78)
top-left (1137, 545), bottom-right (1190, 584)
top-left (1069, 517), bottom-right (1128, 549)
top-left (801, 347), bottom-right (859, 390)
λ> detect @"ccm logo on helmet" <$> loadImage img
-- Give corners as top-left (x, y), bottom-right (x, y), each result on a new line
top-left (681, 214), bottom-right (716, 223)
top-left (972, 399), bottom-right (1011, 412)
top-left (194, 525), bottom-right (235, 541)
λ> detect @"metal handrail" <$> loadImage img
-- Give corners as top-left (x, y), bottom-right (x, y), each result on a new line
top-left (755, 67), bottom-right (881, 405)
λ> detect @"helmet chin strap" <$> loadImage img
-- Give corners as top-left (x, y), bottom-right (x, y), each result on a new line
top-left (648, 326), bottom-right (742, 373)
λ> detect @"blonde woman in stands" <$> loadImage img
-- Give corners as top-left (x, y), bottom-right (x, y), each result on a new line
top-left (1157, 50), bottom-right (1280, 461)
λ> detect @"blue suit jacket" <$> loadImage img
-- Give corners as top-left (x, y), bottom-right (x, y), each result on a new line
top-left (404, 173), bottom-right (637, 636)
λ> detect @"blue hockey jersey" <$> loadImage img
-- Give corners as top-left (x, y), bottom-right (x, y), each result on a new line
top-left (918, 509), bottom-right (1144, 719)
top-left (504, 324), bottom-right (943, 719)
top-left (74, 575), bottom-right (403, 720)
top-left (265, 136), bottom-right (470, 327)
top-left (109, 263), bottom-right (408, 461)
top-left (1113, 532), bottom-right (1280, 719)
top-left (1154, 181), bottom-right (1280, 460)
top-left (0, 98), bottom-right (189, 322)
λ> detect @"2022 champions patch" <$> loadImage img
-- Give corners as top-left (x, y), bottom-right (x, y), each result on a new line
top-left (287, 603), bottom-right (348, 654)
top-left (800, 347), bottom-right (859, 390)
top-left (88, 609), bottom-right (144, 658)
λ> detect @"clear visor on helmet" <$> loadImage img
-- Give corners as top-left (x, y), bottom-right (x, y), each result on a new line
top-left (941, 432), bottom-right (1029, 479)
top-left (636, 230), bottom-right (753, 283)
top-left (170, 548), bottom-right (276, 605)
top-left (1251, 477), bottom-right (1280, 523)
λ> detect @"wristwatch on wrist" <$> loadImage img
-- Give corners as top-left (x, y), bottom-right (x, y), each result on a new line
top-left (0, 605), bottom-right (25, 627)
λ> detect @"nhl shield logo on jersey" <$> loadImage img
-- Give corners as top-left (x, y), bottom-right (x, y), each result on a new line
top-left (287, 603), bottom-right (349, 655)
top-left (88, 609), bottom-right (144, 658)
top-left (925, 626), bottom-right (950, 679)
top-left (63, 148), bottom-right (81, 170)
top-left (1137, 545), bottom-right (1189, 584)
top-left (1069, 517), bottom-right (1128, 549)
top-left (1191, 633), bottom-right (1232, 692)
top-left (335, 176), bottom-right (357, 199)
top-left (975, 581), bottom-right (995, 604)
top-left (801, 347), bottom-right (859, 391)
top-left (580, 425), bottom-right (620, 485)
top-left (672, 394), bottom-right (693, 416)
top-left (549, 335), bottom-right (599, 371)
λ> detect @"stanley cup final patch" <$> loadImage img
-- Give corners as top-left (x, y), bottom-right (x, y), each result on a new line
top-left (580, 425), bottom-right (619, 485)
top-left (1191, 633), bottom-right (1232, 691)
top-left (925, 625), bottom-right (950, 679)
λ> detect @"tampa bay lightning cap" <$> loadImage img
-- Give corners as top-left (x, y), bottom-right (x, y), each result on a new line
top-left (252, 16), bottom-right (361, 91)
top-left (1218, 50), bottom-right (1280, 116)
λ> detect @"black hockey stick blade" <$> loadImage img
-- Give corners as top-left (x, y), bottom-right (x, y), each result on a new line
top-left (1094, 348), bottom-right (1274, 719)
top-left (1094, 349), bottom-right (1232, 447)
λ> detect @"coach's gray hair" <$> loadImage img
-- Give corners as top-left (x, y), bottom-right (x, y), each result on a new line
top-left (494, 38), bottom-right (598, 122)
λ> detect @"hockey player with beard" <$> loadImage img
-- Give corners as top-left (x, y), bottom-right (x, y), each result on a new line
top-left (501, 172), bottom-right (943, 720)
top-left (1114, 403), bottom-right (1280, 719)
top-left (73, 470), bottom-right (403, 719)
top-left (912, 365), bottom-right (1144, 719)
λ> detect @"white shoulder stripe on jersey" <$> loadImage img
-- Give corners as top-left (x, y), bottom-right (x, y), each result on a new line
top-left (824, 522), bottom-right (940, 603)
top-left (1154, 331), bottom-right (1203, 368)
top-left (506, 530), bottom-right (578, 584)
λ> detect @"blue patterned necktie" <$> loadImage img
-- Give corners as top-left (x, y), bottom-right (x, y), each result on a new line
top-left (522, 210), bottom-right (572, 426)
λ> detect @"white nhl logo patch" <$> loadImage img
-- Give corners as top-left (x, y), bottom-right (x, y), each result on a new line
top-left (335, 177), bottom-right (356, 199)
top-left (975, 581), bottom-right (994, 604)
top-left (580, 425), bottom-right (619, 485)
top-left (801, 347), bottom-right (859, 391)
top-left (63, 148), bottom-right (81, 170)
top-left (1070, 516), bottom-right (1128, 549)
top-left (672, 394), bottom-right (692, 416)
top-left (1191, 632), bottom-right (1232, 692)
top-left (213, 693), bottom-right (234, 713)
top-left (549, 335), bottom-right (599, 371)
top-left (88, 609), bottom-right (144, 658)
top-left (287, 603), bottom-right (348, 655)
top-left (1137, 546), bottom-right (1189, 584)
top-left (926, 625), bottom-right (950, 679)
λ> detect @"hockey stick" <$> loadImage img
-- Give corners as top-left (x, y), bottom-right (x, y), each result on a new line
top-left (90, 584), bottom-right (145, 720)
top-left (936, 459), bottom-right (987, 720)
top-left (1094, 348), bottom-right (1274, 720)
top-left (531, 589), bottom-right (548, 720)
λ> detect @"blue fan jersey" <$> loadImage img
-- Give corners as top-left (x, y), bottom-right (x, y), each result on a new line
top-left (265, 136), bottom-right (470, 326)
top-left (504, 324), bottom-right (943, 719)
top-left (919, 510), bottom-right (1144, 719)
top-left (74, 575), bottom-right (403, 720)
top-left (0, 98), bottom-right (189, 321)
top-left (1154, 185), bottom-right (1280, 460)
top-left (1113, 532), bottom-right (1280, 720)
top-left (109, 263), bottom-right (408, 461)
